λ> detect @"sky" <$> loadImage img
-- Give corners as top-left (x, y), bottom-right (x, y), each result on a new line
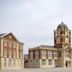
top-left (0, 0), bottom-right (72, 54)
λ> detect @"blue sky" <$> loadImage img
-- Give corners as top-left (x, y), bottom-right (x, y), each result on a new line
top-left (0, 0), bottom-right (72, 54)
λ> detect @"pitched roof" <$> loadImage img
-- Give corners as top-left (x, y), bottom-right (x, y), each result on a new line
top-left (0, 33), bottom-right (7, 38)
top-left (29, 45), bottom-right (54, 49)
top-left (0, 33), bottom-right (23, 44)
top-left (37, 45), bottom-right (54, 48)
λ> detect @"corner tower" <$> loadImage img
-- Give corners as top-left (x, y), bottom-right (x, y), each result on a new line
top-left (54, 22), bottom-right (71, 48)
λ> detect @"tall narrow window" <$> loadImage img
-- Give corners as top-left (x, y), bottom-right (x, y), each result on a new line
top-left (9, 48), bottom-right (12, 58)
top-left (13, 59), bottom-right (15, 66)
top-left (4, 58), bottom-right (6, 67)
top-left (29, 51), bottom-right (33, 60)
top-left (61, 30), bottom-right (65, 34)
top-left (54, 51), bottom-right (58, 58)
top-left (14, 49), bottom-right (17, 58)
top-left (20, 51), bottom-right (22, 58)
top-left (4, 48), bottom-right (7, 57)
top-left (35, 50), bottom-right (39, 59)
top-left (41, 50), bottom-right (46, 59)
top-left (42, 59), bottom-right (46, 65)
top-left (55, 60), bottom-right (58, 66)
top-left (13, 42), bottom-right (16, 48)
top-left (69, 31), bottom-right (71, 35)
top-left (54, 39), bottom-right (56, 43)
top-left (20, 59), bottom-right (23, 66)
top-left (60, 38), bottom-right (65, 42)
top-left (48, 50), bottom-right (52, 58)
top-left (4, 41), bottom-right (7, 47)
top-left (69, 38), bottom-right (71, 43)
top-left (59, 51), bottom-right (61, 57)
top-left (8, 59), bottom-right (12, 67)
top-left (33, 51), bottom-right (35, 59)
top-left (48, 59), bottom-right (52, 65)
top-left (9, 42), bottom-right (12, 48)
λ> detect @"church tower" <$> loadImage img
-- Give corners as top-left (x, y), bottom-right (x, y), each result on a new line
top-left (54, 22), bottom-right (71, 48)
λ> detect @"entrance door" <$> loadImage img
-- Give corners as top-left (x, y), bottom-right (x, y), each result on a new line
top-left (66, 61), bottom-right (70, 67)
top-left (66, 61), bottom-right (68, 67)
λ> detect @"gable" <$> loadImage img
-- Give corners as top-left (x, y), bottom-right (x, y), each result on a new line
top-left (3, 33), bottom-right (18, 42)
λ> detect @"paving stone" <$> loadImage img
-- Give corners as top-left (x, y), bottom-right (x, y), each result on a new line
top-left (0, 68), bottom-right (72, 72)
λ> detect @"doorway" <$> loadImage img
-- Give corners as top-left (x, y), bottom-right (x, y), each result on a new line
top-left (66, 61), bottom-right (70, 67)
top-left (66, 61), bottom-right (68, 67)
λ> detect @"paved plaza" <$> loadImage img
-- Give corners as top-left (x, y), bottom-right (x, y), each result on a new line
top-left (1, 68), bottom-right (72, 72)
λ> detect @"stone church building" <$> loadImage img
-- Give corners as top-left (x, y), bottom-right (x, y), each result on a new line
top-left (25, 22), bottom-right (72, 68)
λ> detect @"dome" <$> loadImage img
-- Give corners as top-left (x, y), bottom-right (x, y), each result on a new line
top-left (57, 22), bottom-right (68, 29)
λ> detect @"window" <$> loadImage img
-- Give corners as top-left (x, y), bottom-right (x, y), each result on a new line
top-left (33, 51), bottom-right (35, 59)
top-left (4, 58), bottom-right (6, 67)
top-left (14, 49), bottom-right (17, 58)
top-left (19, 44), bottom-right (23, 50)
top-left (20, 51), bottom-right (23, 58)
top-left (35, 50), bottom-right (39, 59)
top-left (42, 59), bottom-right (46, 65)
top-left (8, 59), bottom-right (12, 67)
top-left (54, 39), bottom-right (56, 43)
top-left (54, 31), bottom-right (55, 36)
top-left (59, 51), bottom-right (61, 57)
top-left (60, 30), bottom-right (65, 34)
top-left (60, 38), bottom-right (62, 42)
top-left (69, 31), bottom-right (71, 35)
top-left (35, 60), bottom-right (38, 64)
top-left (60, 38), bottom-right (65, 42)
top-left (69, 38), bottom-right (71, 43)
top-left (4, 48), bottom-right (7, 57)
top-left (41, 50), bottom-right (46, 59)
top-left (30, 51), bottom-right (33, 60)
top-left (48, 50), bottom-right (52, 58)
top-left (13, 59), bottom-right (15, 66)
top-left (20, 59), bottom-right (23, 66)
top-left (55, 60), bottom-right (58, 65)
top-left (9, 48), bottom-right (12, 58)
top-left (54, 51), bottom-right (58, 58)
top-left (48, 59), bottom-right (52, 65)
top-left (4, 41), bottom-right (7, 47)
top-left (9, 42), bottom-right (12, 48)
top-left (57, 38), bottom-right (60, 43)
top-left (13, 43), bottom-right (16, 48)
